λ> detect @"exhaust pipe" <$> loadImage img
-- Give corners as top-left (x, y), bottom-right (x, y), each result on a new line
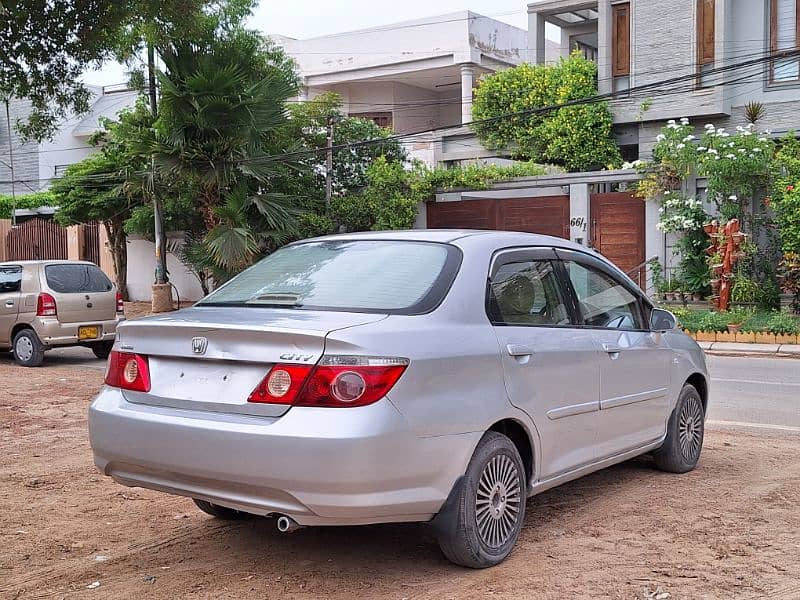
top-left (276, 515), bottom-right (303, 533)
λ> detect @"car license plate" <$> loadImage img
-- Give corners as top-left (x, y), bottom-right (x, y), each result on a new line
top-left (78, 326), bottom-right (100, 340)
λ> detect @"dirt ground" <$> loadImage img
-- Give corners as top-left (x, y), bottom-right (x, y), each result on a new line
top-left (1, 360), bottom-right (799, 600)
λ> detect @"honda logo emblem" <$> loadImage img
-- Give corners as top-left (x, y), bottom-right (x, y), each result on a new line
top-left (191, 337), bottom-right (208, 355)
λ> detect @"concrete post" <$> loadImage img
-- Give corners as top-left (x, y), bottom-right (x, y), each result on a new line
top-left (66, 225), bottom-right (82, 261)
top-left (0, 219), bottom-right (10, 261)
top-left (96, 225), bottom-right (115, 280)
top-left (569, 184), bottom-right (590, 246)
top-left (528, 11), bottom-right (546, 64)
top-left (460, 64), bottom-right (475, 125)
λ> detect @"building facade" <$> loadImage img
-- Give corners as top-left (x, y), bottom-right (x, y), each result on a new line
top-left (528, 0), bottom-right (800, 158)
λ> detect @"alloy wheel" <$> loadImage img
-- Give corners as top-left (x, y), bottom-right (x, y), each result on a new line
top-left (475, 454), bottom-right (522, 548)
top-left (15, 336), bottom-right (34, 362)
top-left (678, 395), bottom-right (703, 463)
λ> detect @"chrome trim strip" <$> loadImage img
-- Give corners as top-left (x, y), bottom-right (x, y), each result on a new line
top-left (546, 400), bottom-right (600, 420)
top-left (600, 387), bottom-right (668, 410)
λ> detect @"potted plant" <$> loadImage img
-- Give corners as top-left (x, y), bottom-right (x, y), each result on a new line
top-left (725, 307), bottom-right (750, 334)
top-left (777, 252), bottom-right (800, 314)
top-left (731, 273), bottom-right (758, 309)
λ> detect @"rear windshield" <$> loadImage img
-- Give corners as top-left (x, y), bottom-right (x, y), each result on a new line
top-left (200, 240), bottom-right (461, 314)
top-left (45, 264), bottom-right (113, 293)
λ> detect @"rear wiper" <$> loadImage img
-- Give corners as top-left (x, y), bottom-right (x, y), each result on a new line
top-left (245, 293), bottom-right (303, 307)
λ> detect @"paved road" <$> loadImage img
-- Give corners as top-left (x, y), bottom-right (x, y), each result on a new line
top-left (706, 354), bottom-right (800, 429)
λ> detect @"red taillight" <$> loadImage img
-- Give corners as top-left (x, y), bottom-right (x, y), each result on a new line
top-left (36, 293), bottom-right (57, 317)
top-left (116, 292), bottom-right (125, 314)
top-left (248, 356), bottom-right (408, 408)
top-left (105, 351), bottom-right (151, 392)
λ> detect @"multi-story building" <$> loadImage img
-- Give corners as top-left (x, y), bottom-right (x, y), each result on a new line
top-left (527, 0), bottom-right (800, 158)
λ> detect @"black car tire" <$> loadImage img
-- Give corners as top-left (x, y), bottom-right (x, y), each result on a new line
top-left (193, 498), bottom-right (249, 520)
top-left (13, 329), bottom-right (45, 367)
top-left (435, 431), bottom-right (526, 568)
top-left (654, 384), bottom-right (705, 474)
top-left (91, 341), bottom-right (114, 360)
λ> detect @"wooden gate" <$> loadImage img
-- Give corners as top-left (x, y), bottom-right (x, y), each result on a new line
top-left (82, 222), bottom-right (101, 265)
top-left (590, 192), bottom-right (646, 284)
top-left (427, 195), bottom-right (570, 239)
top-left (6, 218), bottom-right (68, 260)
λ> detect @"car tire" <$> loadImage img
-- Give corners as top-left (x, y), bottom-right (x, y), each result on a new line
top-left (653, 384), bottom-right (705, 474)
top-left (193, 498), bottom-right (249, 520)
top-left (91, 341), bottom-right (114, 360)
top-left (13, 329), bottom-right (45, 367)
top-left (434, 431), bottom-right (526, 568)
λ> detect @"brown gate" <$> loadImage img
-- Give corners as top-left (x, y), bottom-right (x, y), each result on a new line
top-left (590, 192), bottom-right (645, 284)
top-left (82, 222), bottom-right (101, 265)
top-left (427, 196), bottom-right (570, 239)
top-left (6, 218), bottom-right (68, 260)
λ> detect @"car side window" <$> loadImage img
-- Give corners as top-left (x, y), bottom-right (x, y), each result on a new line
top-left (488, 260), bottom-right (571, 326)
top-left (563, 261), bottom-right (643, 330)
top-left (0, 266), bottom-right (22, 294)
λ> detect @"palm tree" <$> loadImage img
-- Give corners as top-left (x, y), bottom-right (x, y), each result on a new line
top-left (152, 31), bottom-right (304, 280)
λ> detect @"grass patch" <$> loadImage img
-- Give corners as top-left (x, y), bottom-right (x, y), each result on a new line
top-left (670, 308), bottom-right (800, 334)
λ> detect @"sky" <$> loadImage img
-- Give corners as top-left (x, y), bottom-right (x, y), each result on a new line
top-left (82, 1), bottom-right (553, 86)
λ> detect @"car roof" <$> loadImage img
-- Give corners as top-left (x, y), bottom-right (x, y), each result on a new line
top-left (0, 259), bottom-right (97, 266)
top-left (302, 229), bottom-right (591, 253)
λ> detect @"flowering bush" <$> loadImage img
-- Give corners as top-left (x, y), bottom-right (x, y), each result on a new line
top-left (696, 124), bottom-right (775, 219)
top-left (656, 191), bottom-right (707, 233)
top-left (471, 53), bottom-right (621, 172)
top-left (771, 133), bottom-right (800, 254)
top-left (655, 191), bottom-right (710, 295)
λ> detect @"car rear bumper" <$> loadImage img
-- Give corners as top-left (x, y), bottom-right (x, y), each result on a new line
top-left (35, 316), bottom-right (123, 346)
top-left (88, 387), bottom-right (479, 526)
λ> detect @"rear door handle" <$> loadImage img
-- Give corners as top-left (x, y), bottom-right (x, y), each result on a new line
top-left (506, 344), bottom-right (534, 357)
top-left (602, 343), bottom-right (622, 354)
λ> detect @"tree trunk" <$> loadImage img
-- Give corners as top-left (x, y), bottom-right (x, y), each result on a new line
top-left (147, 43), bottom-right (158, 118)
top-left (104, 218), bottom-right (129, 301)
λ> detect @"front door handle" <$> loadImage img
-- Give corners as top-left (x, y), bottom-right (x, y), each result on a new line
top-left (506, 344), bottom-right (534, 357)
top-left (4, 300), bottom-right (14, 307)
top-left (602, 343), bottom-right (622, 354)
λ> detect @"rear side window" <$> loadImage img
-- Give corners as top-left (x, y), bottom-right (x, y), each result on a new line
top-left (488, 260), bottom-right (571, 326)
top-left (0, 266), bottom-right (22, 293)
top-left (45, 264), bottom-right (113, 293)
top-left (200, 240), bottom-right (461, 314)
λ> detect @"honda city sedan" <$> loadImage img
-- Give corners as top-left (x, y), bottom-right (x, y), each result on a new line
top-left (89, 230), bottom-right (708, 568)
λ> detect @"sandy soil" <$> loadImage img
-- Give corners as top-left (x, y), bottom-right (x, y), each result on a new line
top-left (1, 361), bottom-right (799, 600)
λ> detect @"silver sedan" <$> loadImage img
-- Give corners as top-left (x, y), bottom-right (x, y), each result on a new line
top-left (89, 230), bottom-right (709, 568)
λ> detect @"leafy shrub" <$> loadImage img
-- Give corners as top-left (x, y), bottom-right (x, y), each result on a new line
top-left (0, 191), bottom-right (59, 219)
top-left (471, 53), bottom-right (621, 172)
top-left (694, 311), bottom-right (730, 332)
top-left (765, 312), bottom-right (800, 335)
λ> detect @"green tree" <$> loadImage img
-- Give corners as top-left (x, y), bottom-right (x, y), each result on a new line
top-left (50, 101), bottom-right (156, 299)
top-left (0, 0), bottom-right (130, 140)
top-left (471, 54), bottom-right (621, 172)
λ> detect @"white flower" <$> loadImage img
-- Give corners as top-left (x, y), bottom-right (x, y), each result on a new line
top-left (667, 119), bottom-right (676, 125)
top-left (677, 143), bottom-right (686, 149)
top-left (656, 222), bottom-right (666, 232)
top-left (725, 153), bottom-right (736, 159)
top-left (729, 195), bottom-right (738, 200)
top-left (683, 135), bottom-right (695, 141)
top-left (704, 123), bottom-right (715, 130)
top-left (753, 147), bottom-right (761, 152)
top-left (738, 148), bottom-right (746, 153)
top-left (680, 117), bottom-right (690, 125)
top-left (656, 134), bottom-right (666, 142)
top-left (719, 132), bottom-right (730, 137)
top-left (708, 148), bottom-right (718, 155)
top-left (758, 137), bottom-right (768, 142)
top-left (658, 207), bottom-right (664, 213)
top-left (697, 146), bottom-right (707, 151)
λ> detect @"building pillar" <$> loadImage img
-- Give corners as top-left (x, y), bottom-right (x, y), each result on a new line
top-left (597, 0), bottom-right (613, 95)
top-left (96, 224), bottom-right (115, 280)
top-left (460, 64), bottom-right (475, 125)
top-left (528, 11), bottom-right (546, 64)
top-left (569, 184), bottom-right (590, 246)
top-left (66, 225), bottom-right (82, 260)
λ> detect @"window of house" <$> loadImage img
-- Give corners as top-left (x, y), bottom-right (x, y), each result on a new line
top-left (349, 112), bottom-right (393, 128)
top-left (612, 3), bottom-right (631, 93)
top-left (770, 0), bottom-right (800, 83)
top-left (697, 0), bottom-right (715, 87)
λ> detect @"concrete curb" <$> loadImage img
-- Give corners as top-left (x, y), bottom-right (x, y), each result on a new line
top-left (699, 341), bottom-right (800, 358)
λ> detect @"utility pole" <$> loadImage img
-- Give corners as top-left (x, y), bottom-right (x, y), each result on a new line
top-left (152, 158), bottom-right (167, 286)
top-left (4, 98), bottom-right (17, 227)
top-left (325, 114), bottom-right (334, 214)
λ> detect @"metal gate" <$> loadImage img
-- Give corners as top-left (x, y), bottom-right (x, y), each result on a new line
top-left (6, 218), bottom-right (68, 260)
top-left (82, 222), bottom-right (101, 265)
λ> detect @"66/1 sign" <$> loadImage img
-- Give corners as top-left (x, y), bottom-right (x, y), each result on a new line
top-left (570, 216), bottom-right (587, 231)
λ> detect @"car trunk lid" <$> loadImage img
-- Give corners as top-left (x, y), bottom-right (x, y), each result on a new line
top-left (115, 306), bottom-right (387, 417)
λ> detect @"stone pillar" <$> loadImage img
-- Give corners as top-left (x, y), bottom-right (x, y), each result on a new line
top-left (597, 0), bottom-right (613, 95)
top-left (96, 225), bottom-right (115, 280)
top-left (460, 64), bottom-right (475, 125)
top-left (0, 219), bottom-right (11, 261)
top-left (528, 11), bottom-right (546, 65)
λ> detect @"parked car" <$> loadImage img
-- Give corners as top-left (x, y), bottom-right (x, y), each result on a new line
top-left (89, 231), bottom-right (708, 568)
top-left (0, 260), bottom-right (124, 366)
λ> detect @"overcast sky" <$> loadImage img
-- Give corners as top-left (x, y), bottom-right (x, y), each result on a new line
top-left (83, 1), bottom-right (548, 86)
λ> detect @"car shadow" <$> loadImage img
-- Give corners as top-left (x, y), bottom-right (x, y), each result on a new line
top-left (0, 347), bottom-right (106, 369)
top-left (166, 455), bottom-right (661, 573)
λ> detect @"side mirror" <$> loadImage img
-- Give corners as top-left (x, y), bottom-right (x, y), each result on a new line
top-left (650, 308), bottom-right (677, 332)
